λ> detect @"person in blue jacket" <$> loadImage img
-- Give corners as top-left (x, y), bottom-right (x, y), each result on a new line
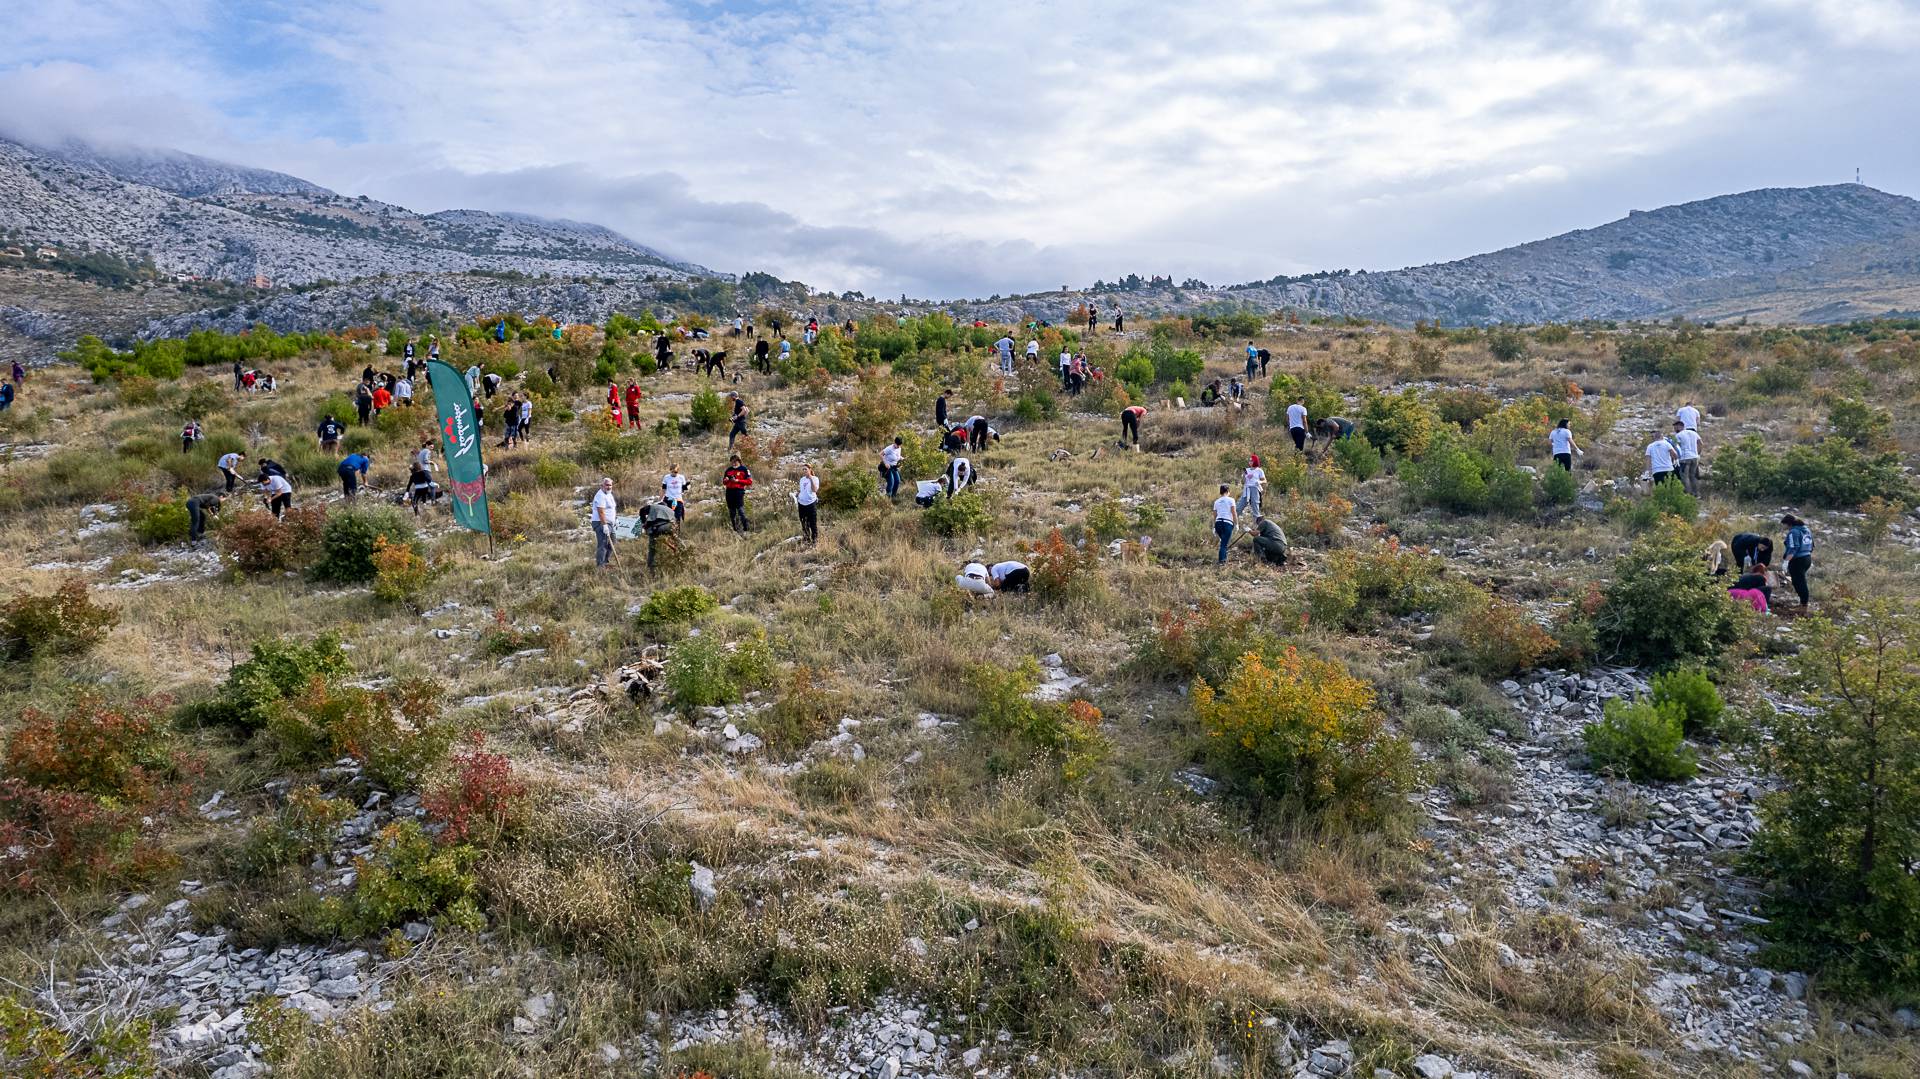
top-left (338, 452), bottom-right (372, 499)
top-left (1781, 514), bottom-right (1814, 609)
top-left (495, 319), bottom-right (508, 343)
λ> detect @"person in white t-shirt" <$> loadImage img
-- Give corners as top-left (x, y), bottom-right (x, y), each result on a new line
top-left (261, 472), bottom-right (293, 519)
top-left (879, 437), bottom-right (903, 500)
top-left (1645, 432), bottom-right (1678, 486)
top-left (1212, 483), bottom-right (1238, 564)
top-left (1670, 420), bottom-right (1702, 494)
top-left (988, 560), bottom-right (1030, 593)
top-left (1058, 349), bottom-right (1072, 389)
top-left (1285, 398), bottom-right (1309, 452)
top-left (590, 477), bottom-right (618, 567)
top-left (955, 560), bottom-right (994, 596)
top-left (946, 456), bottom-right (972, 498)
top-left (1548, 419), bottom-right (1581, 471)
top-left (1238, 454), bottom-right (1267, 516)
top-left (795, 463), bottom-right (820, 544)
top-left (1675, 401), bottom-right (1701, 432)
top-left (660, 465), bottom-right (689, 523)
top-left (1024, 339), bottom-right (1039, 365)
top-left (915, 478), bottom-right (943, 508)
top-left (217, 450), bottom-right (246, 492)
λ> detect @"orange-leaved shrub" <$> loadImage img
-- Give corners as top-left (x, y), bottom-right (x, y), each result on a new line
top-left (0, 696), bottom-right (193, 890)
top-left (424, 733), bottom-right (528, 847)
top-left (1192, 648), bottom-right (1414, 827)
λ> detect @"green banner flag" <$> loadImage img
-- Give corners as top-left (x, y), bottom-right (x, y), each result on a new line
top-left (425, 359), bottom-right (491, 535)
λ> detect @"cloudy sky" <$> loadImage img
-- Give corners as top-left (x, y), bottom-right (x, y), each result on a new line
top-left (5, 0), bottom-right (1917, 297)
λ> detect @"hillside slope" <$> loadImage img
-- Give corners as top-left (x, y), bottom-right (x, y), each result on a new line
top-left (0, 136), bottom-right (712, 287)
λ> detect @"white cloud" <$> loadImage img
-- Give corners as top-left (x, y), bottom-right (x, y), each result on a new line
top-left (3, 0), bottom-right (1916, 296)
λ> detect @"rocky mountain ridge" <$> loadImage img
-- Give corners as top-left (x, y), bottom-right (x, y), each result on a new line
top-left (0, 136), bottom-right (712, 290)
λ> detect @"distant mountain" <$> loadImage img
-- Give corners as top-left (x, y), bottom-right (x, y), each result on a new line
top-left (35, 140), bottom-right (334, 198)
top-left (943, 185), bottom-right (1920, 327)
top-left (0, 136), bottom-right (714, 288)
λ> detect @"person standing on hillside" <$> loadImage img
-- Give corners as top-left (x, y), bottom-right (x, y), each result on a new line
top-left (1549, 419), bottom-right (1581, 471)
top-left (880, 437), bottom-right (903, 500)
top-left (1671, 420), bottom-right (1701, 494)
top-left (591, 477), bottom-right (617, 569)
top-left (180, 418), bottom-right (203, 454)
top-left (1285, 397), bottom-right (1309, 452)
top-left (1245, 342), bottom-right (1259, 381)
top-left (217, 450), bottom-right (246, 493)
top-left (1087, 304), bottom-right (1098, 334)
top-left (754, 336), bottom-right (771, 373)
top-left (1025, 337), bottom-right (1040, 367)
top-left (728, 393), bottom-right (750, 450)
top-left (394, 375), bottom-right (414, 408)
top-left (1238, 454), bottom-right (1267, 517)
top-left (1212, 484), bottom-right (1238, 565)
top-left (317, 414), bottom-right (344, 452)
top-left (1781, 514), bottom-right (1814, 609)
top-left (1120, 404), bottom-right (1146, 447)
top-left (464, 363), bottom-right (481, 395)
top-left (796, 462), bottom-right (820, 545)
top-left (371, 382), bottom-right (392, 418)
top-left (994, 334), bottom-right (1015, 375)
top-left (518, 395), bottom-right (533, 441)
top-left (935, 389), bottom-right (950, 431)
top-left (661, 464), bottom-right (690, 524)
top-left (722, 454), bottom-right (754, 533)
top-left (1113, 311), bottom-right (1124, 333)
top-left (1676, 400), bottom-right (1702, 432)
top-left (232, 358), bottom-right (245, 391)
top-left (1645, 429), bottom-right (1678, 485)
top-left (625, 381), bottom-right (644, 427)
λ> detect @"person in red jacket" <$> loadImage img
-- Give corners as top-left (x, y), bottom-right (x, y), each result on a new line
top-left (371, 384), bottom-right (392, 415)
top-left (722, 454), bottom-right (753, 533)
top-left (624, 381), bottom-right (643, 427)
top-left (607, 381), bottom-right (621, 413)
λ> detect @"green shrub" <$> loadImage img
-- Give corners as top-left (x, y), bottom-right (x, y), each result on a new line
top-left (312, 507), bottom-right (417, 584)
top-left (264, 678), bottom-right (453, 790)
top-left (1486, 328), bottom-right (1529, 363)
top-left (529, 456), bottom-right (577, 488)
top-left (1617, 332), bottom-right (1708, 381)
top-left (1648, 667), bottom-right (1725, 738)
top-left (1538, 460), bottom-right (1578, 506)
top-left (828, 369), bottom-right (911, 445)
top-left (1827, 398), bottom-right (1895, 450)
top-left (1013, 385), bottom-right (1059, 422)
top-left (664, 630), bottom-right (774, 710)
top-left (1583, 698), bottom-right (1696, 781)
top-left (1193, 648), bottom-right (1414, 827)
top-left (818, 460), bottom-right (876, 513)
top-left (1741, 361), bottom-right (1808, 398)
top-left (1432, 387), bottom-right (1500, 429)
top-left (753, 666), bottom-right (846, 758)
top-left (128, 489), bottom-right (191, 545)
top-left (895, 431), bottom-right (946, 482)
top-left (1612, 480), bottom-right (1698, 530)
top-left (966, 659), bottom-right (1104, 777)
top-left (233, 784), bottom-right (353, 880)
top-left (1713, 435), bottom-right (1914, 508)
top-left (1358, 388), bottom-right (1437, 457)
top-left (1148, 340), bottom-right (1205, 386)
top-left (1266, 374), bottom-right (1343, 428)
top-left (921, 490), bottom-right (992, 537)
top-left (1330, 434), bottom-right (1381, 481)
top-left (1306, 542), bottom-right (1458, 631)
top-left (1594, 530), bottom-right (1746, 668)
top-left (1401, 432), bottom-right (1532, 515)
top-left (634, 586), bottom-right (719, 630)
top-left (1131, 599), bottom-right (1286, 685)
top-left (1534, 323), bottom-right (1573, 345)
top-left (178, 381), bottom-right (228, 419)
top-left (688, 385), bottom-right (727, 433)
top-left (324, 820), bottom-right (484, 937)
top-left (1113, 351), bottom-right (1155, 395)
top-left (577, 413), bottom-right (643, 469)
top-left (1750, 602), bottom-right (1920, 997)
top-left (178, 634), bottom-right (351, 732)
top-left (0, 580), bottom-right (119, 661)
top-left (1085, 501), bottom-right (1130, 542)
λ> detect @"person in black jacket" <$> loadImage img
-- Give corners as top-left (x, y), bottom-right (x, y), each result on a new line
top-left (1729, 532), bottom-right (1773, 572)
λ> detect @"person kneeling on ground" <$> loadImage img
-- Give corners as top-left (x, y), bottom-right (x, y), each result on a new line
top-left (914, 479), bottom-right (943, 508)
top-left (956, 561), bottom-right (993, 596)
top-left (988, 560), bottom-right (1030, 593)
top-left (1729, 562), bottom-right (1773, 612)
top-left (1252, 515), bottom-right (1289, 567)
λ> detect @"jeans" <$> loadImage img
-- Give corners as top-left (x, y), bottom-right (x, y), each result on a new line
top-left (188, 502), bottom-right (207, 541)
top-left (593, 521), bottom-right (613, 566)
top-left (1678, 459), bottom-right (1699, 494)
top-left (1000, 353), bottom-right (1012, 374)
top-left (222, 468), bottom-right (237, 492)
top-left (884, 465), bottom-right (901, 499)
top-left (339, 469), bottom-right (359, 498)
top-left (1238, 487), bottom-right (1262, 517)
top-left (1214, 519), bottom-right (1234, 563)
top-left (1786, 554), bottom-right (1811, 606)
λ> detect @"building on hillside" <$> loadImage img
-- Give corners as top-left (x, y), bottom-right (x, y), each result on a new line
top-left (250, 273), bottom-right (272, 289)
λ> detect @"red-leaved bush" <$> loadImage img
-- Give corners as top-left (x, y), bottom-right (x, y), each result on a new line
top-left (0, 696), bottom-right (192, 891)
top-left (424, 733), bottom-right (528, 847)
